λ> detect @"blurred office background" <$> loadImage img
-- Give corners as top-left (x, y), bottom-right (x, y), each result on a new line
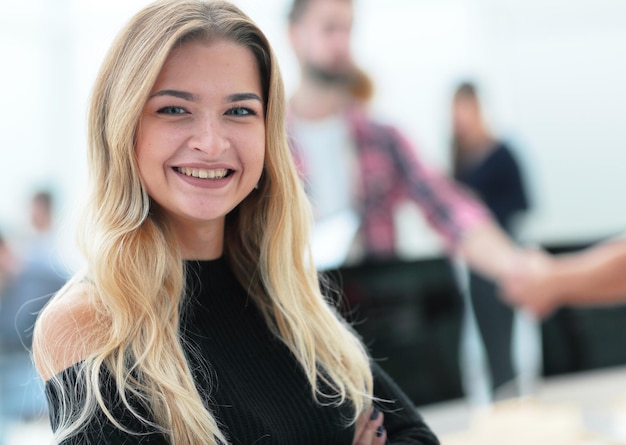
top-left (1, 0), bottom-right (625, 443)
top-left (2, 0), bottom-right (626, 259)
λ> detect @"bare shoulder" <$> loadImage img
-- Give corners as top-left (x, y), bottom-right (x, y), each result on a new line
top-left (33, 280), bottom-right (108, 382)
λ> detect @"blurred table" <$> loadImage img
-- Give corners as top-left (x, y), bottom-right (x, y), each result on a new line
top-left (419, 365), bottom-right (626, 444)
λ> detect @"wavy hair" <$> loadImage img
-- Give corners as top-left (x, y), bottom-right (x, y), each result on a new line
top-left (42, 1), bottom-right (373, 443)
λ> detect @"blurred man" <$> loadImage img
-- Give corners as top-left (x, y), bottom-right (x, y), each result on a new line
top-left (286, 0), bottom-right (534, 396)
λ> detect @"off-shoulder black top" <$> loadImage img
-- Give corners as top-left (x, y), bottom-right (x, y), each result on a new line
top-left (45, 258), bottom-right (439, 444)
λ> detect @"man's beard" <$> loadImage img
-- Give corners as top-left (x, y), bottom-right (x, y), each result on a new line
top-left (304, 62), bottom-right (356, 87)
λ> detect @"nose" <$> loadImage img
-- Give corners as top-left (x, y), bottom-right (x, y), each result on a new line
top-left (335, 27), bottom-right (351, 53)
top-left (190, 115), bottom-right (229, 157)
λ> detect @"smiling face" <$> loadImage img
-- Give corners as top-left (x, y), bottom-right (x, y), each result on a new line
top-left (136, 39), bottom-right (265, 257)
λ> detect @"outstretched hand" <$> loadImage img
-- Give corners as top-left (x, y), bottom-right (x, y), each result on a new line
top-left (500, 248), bottom-right (560, 318)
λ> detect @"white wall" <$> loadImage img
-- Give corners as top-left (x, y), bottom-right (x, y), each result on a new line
top-left (1, 0), bottom-right (625, 265)
top-left (353, 0), bottom-right (626, 253)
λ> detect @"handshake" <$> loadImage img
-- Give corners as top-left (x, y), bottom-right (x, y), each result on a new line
top-left (498, 238), bottom-right (626, 318)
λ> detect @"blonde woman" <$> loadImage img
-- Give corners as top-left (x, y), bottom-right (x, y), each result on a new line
top-left (32, 1), bottom-right (438, 444)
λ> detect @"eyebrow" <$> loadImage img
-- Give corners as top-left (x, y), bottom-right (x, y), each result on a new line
top-left (149, 90), bottom-right (263, 104)
top-left (226, 92), bottom-right (263, 104)
top-left (149, 89), bottom-right (198, 101)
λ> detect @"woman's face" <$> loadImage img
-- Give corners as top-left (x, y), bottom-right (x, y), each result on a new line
top-left (136, 39), bottom-right (265, 242)
top-left (452, 95), bottom-right (480, 140)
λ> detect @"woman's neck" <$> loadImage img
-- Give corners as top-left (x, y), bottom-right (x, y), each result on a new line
top-left (172, 219), bottom-right (225, 260)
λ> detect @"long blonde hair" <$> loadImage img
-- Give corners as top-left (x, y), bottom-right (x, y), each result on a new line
top-left (43, 1), bottom-right (373, 443)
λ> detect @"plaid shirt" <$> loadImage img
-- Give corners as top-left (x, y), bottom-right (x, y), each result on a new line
top-left (289, 106), bottom-right (490, 259)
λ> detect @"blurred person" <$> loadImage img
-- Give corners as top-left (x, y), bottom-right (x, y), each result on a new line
top-left (286, 0), bottom-right (535, 405)
top-left (32, 1), bottom-right (439, 444)
top-left (451, 82), bottom-right (529, 234)
top-left (287, 0), bottom-right (524, 282)
top-left (450, 81), bottom-right (530, 391)
top-left (504, 236), bottom-right (626, 318)
top-left (0, 191), bottom-right (67, 426)
top-left (0, 191), bottom-right (67, 351)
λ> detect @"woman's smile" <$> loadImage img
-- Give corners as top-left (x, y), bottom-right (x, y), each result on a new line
top-left (135, 39), bottom-right (265, 230)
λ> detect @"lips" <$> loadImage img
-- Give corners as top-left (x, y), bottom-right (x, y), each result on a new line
top-left (175, 167), bottom-right (232, 179)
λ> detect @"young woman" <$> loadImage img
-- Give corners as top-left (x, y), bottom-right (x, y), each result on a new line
top-left (450, 82), bottom-right (529, 235)
top-left (450, 81), bottom-right (530, 391)
top-left (33, 1), bottom-right (439, 444)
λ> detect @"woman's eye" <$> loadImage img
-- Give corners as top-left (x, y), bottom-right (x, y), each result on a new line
top-left (227, 107), bottom-right (255, 117)
top-left (157, 106), bottom-right (187, 115)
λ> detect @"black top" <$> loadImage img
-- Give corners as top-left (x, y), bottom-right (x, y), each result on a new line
top-left (45, 258), bottom-right (438, 444)
top-left (455, 142), bottom-right (529, 234)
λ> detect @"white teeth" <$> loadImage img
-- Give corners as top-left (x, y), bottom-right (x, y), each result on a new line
top-left (177, 167), bottom-right (229, 179)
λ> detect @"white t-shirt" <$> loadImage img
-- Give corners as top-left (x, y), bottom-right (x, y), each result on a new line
top-left (290, 114), bottom-right (362, 268)
top-left (290, 113), bottom-right (359, 221)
